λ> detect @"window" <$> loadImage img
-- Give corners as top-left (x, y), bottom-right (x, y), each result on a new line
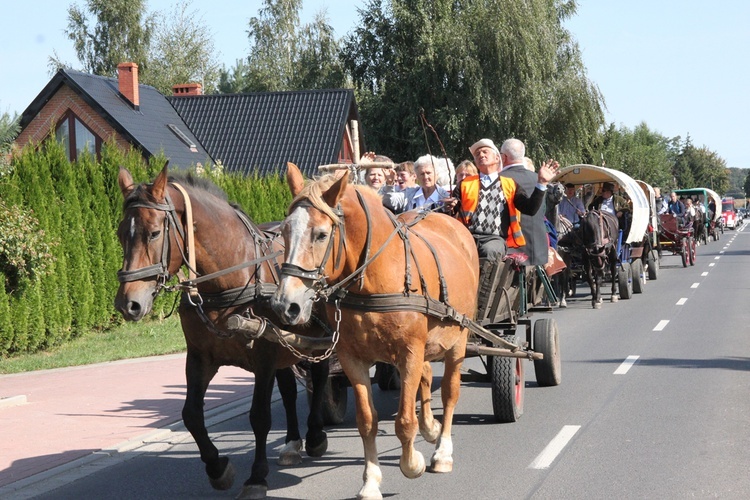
top-left (55, 111), bottom-right (101, 161)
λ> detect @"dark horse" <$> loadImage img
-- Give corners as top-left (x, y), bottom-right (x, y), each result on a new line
top-left (578, 210), bottom-right (620, 308)
top-left (114, 166), bottom-right (330, 499)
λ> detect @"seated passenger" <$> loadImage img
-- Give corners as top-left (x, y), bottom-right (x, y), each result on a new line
top-left (382, 155), bottom-right (451, 213)
top-left (442, 138), bottom-right (559, 263)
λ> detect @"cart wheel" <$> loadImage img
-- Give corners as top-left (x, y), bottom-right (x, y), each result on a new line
top-left (375, 362), bottom-right (400, 391)
top-left (618, 265), bottom-right (633, 299)
top-left (680, 239), bottom-right (688, 267)
top-left (490, 347), bottom-right (525, 423)
top-left (307, 376), bottom-right (348, 425)
top-left (533, 318), bottom-right (561, 387)
top-left (646, 250), bottom-right (659, 280)
top-left (631, 259), bottom-right (645, 294)
top-left (689, 236), bottom-right (697, 266)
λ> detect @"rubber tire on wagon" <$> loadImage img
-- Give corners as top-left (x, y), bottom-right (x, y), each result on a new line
top-left (618, 264), bottom-right (633, 299)
top-left (533, 318), bottom-right (561, 387)
top-left (491, 339), bottom-right (525, 423)
top-left (681, 239), bottom-right (689, 267)
top-left (631, 259), bottom-right (645, 294)
top-left (646, 249), bottom-right (659, 280)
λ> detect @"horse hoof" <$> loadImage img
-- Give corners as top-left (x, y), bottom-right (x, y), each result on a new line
top-left (400, 451), bottom-right (426, 479)
top-left (593, 302), bottom-right (601, 309)
top-left (235, 483), bottom-right (268, 500)
top-left (209, 459), bottom-right (236, 491)
top-left (430, 456), bottom-right (454, 473)
top-left (278, 439), bottom-right (303, 466)
top-left (559, 299), bottom-right (567, 308)
top-left (611, 295), bottom-right (619, 303)
top-left (305, 436), bottom-right (328, 457)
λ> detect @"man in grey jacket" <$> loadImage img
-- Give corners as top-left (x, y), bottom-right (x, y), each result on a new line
top-left (499, 138), bottom-right (549, 267)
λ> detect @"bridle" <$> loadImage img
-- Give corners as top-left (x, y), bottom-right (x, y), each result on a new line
top-left (117, 183), bottom-right (281, 307)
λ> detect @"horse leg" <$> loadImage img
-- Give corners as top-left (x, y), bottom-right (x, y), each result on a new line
top-left (236, 358), bottom-right (276, 500)
top-left (418, 361), bottom-right (441, 443)
top-left (585, 260), bottom-right (599, 309)
top-left (341, 356), bottom-right (382, 500)
top-left (182, 349), bottom-right (235, 491)
top-left (304, 359), bottom-right (330, 457)
top-left (610, 255), bottom-right (619, 302)
top-left (395, 353), bottom-right (426, 480)
top-left (275, 367), bottom-right (303, 466)
top-left (430, 342), bottom-right (465, 473)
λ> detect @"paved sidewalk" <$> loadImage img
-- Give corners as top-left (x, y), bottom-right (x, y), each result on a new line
top-left (0, 354), bottom-right (256, 491)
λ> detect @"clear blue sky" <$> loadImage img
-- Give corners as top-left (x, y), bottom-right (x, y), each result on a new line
top-left (2, 1), bottom-right (748, 168)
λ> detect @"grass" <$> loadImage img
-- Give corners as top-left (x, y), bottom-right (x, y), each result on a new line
top-left (0, 316), bottom-right (186, 374)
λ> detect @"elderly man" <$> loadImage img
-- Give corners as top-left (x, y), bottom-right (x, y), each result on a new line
top-left (382, 155), bottom-right (451, 213)
top-left (498, 138), bottom-right (551, 267)
top-left (559, 183), bottom-right (586, 225)
top-left (444, 138), bottom-right (559, 263)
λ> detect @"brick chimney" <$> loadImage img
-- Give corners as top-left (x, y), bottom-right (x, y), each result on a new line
top-left (172, 83), bottom-right (203, 96)
top-left (117, 62), bottom-right (140, 109)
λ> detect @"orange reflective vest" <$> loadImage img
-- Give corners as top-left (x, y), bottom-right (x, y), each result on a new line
top-left (458, 175), bottom-right (526, 248)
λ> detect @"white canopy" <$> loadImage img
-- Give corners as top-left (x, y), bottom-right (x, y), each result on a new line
top-left (674, 187), bottom-right (723, 222)
top-left (552, 164), bottom-right (650, 244)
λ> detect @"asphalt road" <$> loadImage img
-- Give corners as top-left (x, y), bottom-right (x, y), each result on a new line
top-left (14, 224), bottom-right (750, 499)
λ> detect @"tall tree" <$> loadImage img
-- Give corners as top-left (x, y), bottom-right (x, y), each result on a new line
top-left (219, 0), bottom-right (347, 93)
top-left (341, 0), bottom-right (604, 163)
top-left (145, 0), bottom-right (222, 95)
top-left (61, 0), bottom-right (155, 76)
top-left (673, 137), bottom-right (729, 193)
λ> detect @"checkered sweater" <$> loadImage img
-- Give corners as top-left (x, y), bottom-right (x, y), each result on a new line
top-left (468, 179), bottom-right (506, 236)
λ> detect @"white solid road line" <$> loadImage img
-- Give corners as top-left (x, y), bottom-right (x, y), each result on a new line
top-left (529, 425), bottom-right (581, 469)
top-left (653, 320), bottom-right (669, 331)
top-left (614, 355), bottom-right (640, 375)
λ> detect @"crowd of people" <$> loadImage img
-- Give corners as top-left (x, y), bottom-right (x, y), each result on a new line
top-left (354, 138), bottom-right (561, 278)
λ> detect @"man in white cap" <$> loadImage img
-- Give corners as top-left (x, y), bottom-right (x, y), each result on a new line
top-left (444, 138), bottom-right (559, 263)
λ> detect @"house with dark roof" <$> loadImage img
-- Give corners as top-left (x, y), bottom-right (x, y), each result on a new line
top-left (16, 63), bottom-right (364, 178)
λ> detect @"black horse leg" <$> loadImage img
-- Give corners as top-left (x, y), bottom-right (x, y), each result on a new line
top-left (275, 366), bottom-right (304, 466)
top-left (182, 349), bottom-right (234, 490)
top-left (305, 359), bottom-right (330, 457)
top-left (610, 254), bottom-right (619, 301)
top-left (585, 259), bottom-right (599, 308)
top-left (239, 360), bottom-right (276, 497)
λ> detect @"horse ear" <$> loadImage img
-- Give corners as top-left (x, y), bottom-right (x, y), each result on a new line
top-left (286, 162), bottom-right (305, 196)
top-left (151, 165), bottom-right (169, 201)
top-left (322, 171), bottom-right (350, 208)
top-left (118, 167), bottom-right (135, 198)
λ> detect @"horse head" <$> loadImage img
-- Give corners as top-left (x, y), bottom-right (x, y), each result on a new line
top-left (114, 166), bottom-right (188, 321)
top-left (546, 182), bottom-right (565, 207)
top-left (272, 163), bottom-right (350, 325)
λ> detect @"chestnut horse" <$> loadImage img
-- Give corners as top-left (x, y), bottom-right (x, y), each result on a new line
top-left (114, 166), bottom-right (330, 499)
top-left (271, 163), bottom-right (479, 499)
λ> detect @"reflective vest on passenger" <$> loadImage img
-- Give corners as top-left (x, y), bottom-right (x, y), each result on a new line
top-left (457, 175), bottom-right (526, 248)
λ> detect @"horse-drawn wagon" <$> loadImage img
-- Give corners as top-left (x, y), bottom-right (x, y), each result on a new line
top-left (636, 180), bottom-right (661, 281)
top-left (674, 187), bottom-right (723, 244)
top-left (550, 164), bottom-right (651, 307)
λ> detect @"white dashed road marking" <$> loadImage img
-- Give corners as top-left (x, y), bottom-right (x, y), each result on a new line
top-left (614, 355), bottom-right (640, 375)
top-left (709, 263), bottom-right (715, 267)
top-left (653, 320), bottom-right (669, 331)
top-left (701, 272), bottom-right (708, 276)
top-left (691, 283), bottom-right (700, 289)
top-left (529, 425), bottom-right (581, 469)
top-left (676, 298), bottom-right (688, 305)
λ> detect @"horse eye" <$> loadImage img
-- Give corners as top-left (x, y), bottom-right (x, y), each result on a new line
top-left (149, 230), bottom-right (161, 241)
top-left (315, 231), bottom-right (329, 242)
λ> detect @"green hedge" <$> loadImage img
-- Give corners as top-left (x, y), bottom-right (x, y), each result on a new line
top-left (0, 139), bottom-right (292, 357)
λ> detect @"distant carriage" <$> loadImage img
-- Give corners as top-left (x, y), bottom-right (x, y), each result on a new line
top-left (551, 165), bottom-right (651, 307)
top-left (674, 187), bottom-right (723, 243)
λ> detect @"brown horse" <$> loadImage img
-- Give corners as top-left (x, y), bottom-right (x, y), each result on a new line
top-left (114, 166), bottom-right (330, 499)
top-left (271, 163), bottom-right (479, 499)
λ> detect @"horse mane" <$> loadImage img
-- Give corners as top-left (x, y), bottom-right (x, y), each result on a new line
top-left (289, 173), bottom-right (349, 224)
top-left (168, 172), bottom-right (229, 202)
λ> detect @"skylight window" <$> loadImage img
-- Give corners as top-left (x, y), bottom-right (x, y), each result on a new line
top-left (168, 124), bottom-right (198, 152)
